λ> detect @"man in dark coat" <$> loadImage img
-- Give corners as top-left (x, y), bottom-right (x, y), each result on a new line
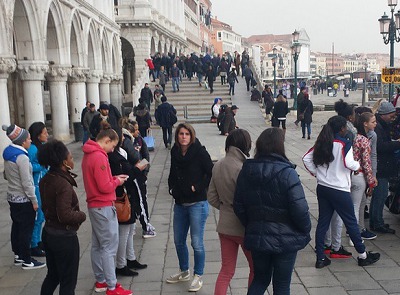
top-left (370, 102), bottom-right (400, 234)
top-left (155, 96), bottom-right (177, 149)
top-left (222, 105), bottom-right (239, 136)
top-left (140, 83), bottom-right (153, 110)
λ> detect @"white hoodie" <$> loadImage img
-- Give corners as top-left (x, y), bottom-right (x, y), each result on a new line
top-left (303, 138), bottom-right (360, 192)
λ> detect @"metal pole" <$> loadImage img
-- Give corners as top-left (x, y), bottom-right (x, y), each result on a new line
top-left (273, 62), bottom-right (277, 97)
top-left (389, 11), bottom-right (395, 101)
top-left (362, 65), bottom-right (366, 106)
top-left (293, 54), bottom-right (298, 110)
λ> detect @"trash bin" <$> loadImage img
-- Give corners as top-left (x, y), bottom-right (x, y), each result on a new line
top-left (327, 87), bottom-right (334, 97)
top-left (313, 88), bottom-right (318, 95)
top-left (73, 122), bottom-right (83, 142)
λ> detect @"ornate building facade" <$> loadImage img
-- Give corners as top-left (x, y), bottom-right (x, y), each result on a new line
top-left (115, 0), bottom-right (187, 104)
top-left (0, 0), bottom-right (122, 153)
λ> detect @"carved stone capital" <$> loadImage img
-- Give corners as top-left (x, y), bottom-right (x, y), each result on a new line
top-left (0, 57), bottom-right (17, 78)
top-left (86, 70), bottom-right (103, 83)
top-left (17, 60), bottom-right (49, 81)
top-left (69, 67), bottom-right (90, 83)
top-left (46, 65), bottom-right (72, 82)
top-left (100, 73), bottom-right (113, 84)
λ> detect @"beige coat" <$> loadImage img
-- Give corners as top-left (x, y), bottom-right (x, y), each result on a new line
top-left (207, 146), bottom-right (246, 237)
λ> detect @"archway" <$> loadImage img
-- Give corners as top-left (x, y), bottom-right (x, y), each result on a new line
top-left (158, 40), bottom-right (162, 54)
top-left (121, 37), bottom-right (135, 94)
top-left (150, 37), bottom-right (156, 56)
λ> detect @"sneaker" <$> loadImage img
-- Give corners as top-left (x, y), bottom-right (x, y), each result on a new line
top-left (361, 228), bottom-right (377, 240)
top-left (371, 225), bottom-right (395, 234)
top-left (14, 255), bottom-right (23, 266)
top-left (95, 282), bottom-right (108, 293)
top-left (116, 266), bottom-right (138, 277)
top-left (188, 274), bottom-right (203, 292)
top-left (127, 259), bottom-right (147, 270)
top-left (315, 256), bottom-right (331, 269)
top-left (22, 258), bottom-right (46, 270)
top-left (330, 246), bottom-right (352, 259)
top-left (323, 245), bottom-right (332, 255)
top-left (166, 270), bottom-right (190, 283)
top-left (358, 251), bottom-right (380, 266)
top-left (147, 223), bottom-right (155, 231)
top-left (31, 246), bottom-right (46, 257)
top-left (142, 229), bottom-right (156, 239)
top-left (106, 284), bottom-right (132, 295)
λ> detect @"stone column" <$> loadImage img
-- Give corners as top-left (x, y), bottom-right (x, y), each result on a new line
top-left (99, 74), bottom-right (112, 103)
top-left (0, 57), bottom-right (16, 152)
top-left (46, 65), bottom-right (72, 141)
top-left (86, 70), bottom-right (102, 108)
top-left (110, 76), bottom-right (122, 107)
top-left (17, 60), bottom-right (48, 128)
top-left (68, 67), bottom-right (89, 123)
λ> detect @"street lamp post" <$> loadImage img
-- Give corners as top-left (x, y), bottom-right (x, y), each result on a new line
top-left (272, 47), bottom-right (278, 97)
top-left (362, 59), bottom-right (368, 106)
top-left (378, 0), bottom-right (400, 101)
top-left (291, 30), bottom-right (301, 110)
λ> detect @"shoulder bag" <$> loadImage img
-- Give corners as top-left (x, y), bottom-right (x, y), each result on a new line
top-left (115, 189), bottom-right (131, 222)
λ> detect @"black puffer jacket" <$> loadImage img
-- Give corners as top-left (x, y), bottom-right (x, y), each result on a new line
top-left (375, 115), bottom-right (400, 178)
top-left (234, 154), bottom-right (311, 253)
top-left (168, 139), bottom-right (213, 205)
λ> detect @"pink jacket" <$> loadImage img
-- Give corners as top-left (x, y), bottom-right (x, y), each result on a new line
top-left (353, 134), bottom-right (375, 187)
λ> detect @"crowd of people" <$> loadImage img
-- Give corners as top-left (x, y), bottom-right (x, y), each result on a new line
top-left (3, 50), bottom-right (400, 295)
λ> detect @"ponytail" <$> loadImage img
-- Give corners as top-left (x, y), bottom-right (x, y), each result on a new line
top-left (313, 116), bottom-right (347, 166)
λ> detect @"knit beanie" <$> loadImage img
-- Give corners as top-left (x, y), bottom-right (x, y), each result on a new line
top-left (2, 124), bottom-right (29, 145)
top-left (377, 102), bottom-right (396, 115)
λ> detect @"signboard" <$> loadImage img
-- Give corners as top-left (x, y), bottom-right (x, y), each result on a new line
top-left (381, 68), bottom-right (400, 84)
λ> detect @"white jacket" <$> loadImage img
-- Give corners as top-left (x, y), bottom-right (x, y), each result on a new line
top-left (303, 138), bottom-right (360, 192)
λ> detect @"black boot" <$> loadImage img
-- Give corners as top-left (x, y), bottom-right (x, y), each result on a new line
top-left (127, 259), bottom-right (148, 270)
top-left (116, 266), bottom-right (139, 277)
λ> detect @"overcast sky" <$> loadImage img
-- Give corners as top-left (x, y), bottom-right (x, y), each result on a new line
top-left (212, 0), bottom-right (399, 54)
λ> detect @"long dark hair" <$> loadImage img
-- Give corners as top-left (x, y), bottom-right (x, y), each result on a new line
top-left (355, 112), bottom-right (374, 137)
top-left (225, 129), bottom-right (251, 157)
top-left (28, 122), bottom-right (46, 148)
top-left (254, 128), bottom-right (287, 160)
top-left (313, 116), bottom-right (347, 166)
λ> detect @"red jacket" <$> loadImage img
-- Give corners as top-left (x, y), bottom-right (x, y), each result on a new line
top-left (82, 140), bottom-right (120, 208)
top-left (146, 59), bottom-right (155, 70)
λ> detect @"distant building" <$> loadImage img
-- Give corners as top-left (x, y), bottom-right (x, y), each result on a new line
top-left (245, 29), bottom-right (311, 77)
top-left (199, 0), bottom-right (213, 54)
top-left (184, 0), bottom-right (202, 54)
top-left (211, 17), bottom-right (242, 55)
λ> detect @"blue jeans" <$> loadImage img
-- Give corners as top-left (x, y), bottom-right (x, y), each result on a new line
top-left (247, 251), bottom-right (297, 295)
top-left (173, 201), bottom-right (209, 276)
top-left (82, 130), bottom-right (89, 144)
top-left (301, 122), bottom-right (311, 137)
top-left (370, 178), bottom-right (389, 228)
top-left (172, 77), bottom-right (180, 92)
top-left (315, 185), bottom-right (365, 260)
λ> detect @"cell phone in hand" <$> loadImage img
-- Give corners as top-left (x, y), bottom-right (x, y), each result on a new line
top-left (139, 159), bottom-right (149, 166)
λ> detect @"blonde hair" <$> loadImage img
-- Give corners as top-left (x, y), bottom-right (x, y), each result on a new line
top-left (371, 98), bottom-right (384, 114)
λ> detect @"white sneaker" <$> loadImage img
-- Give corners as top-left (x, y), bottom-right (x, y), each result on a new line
top-left (166, 270), bottom-right (190, 283)
top-left (188, 274), bottom-right (203, 292)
